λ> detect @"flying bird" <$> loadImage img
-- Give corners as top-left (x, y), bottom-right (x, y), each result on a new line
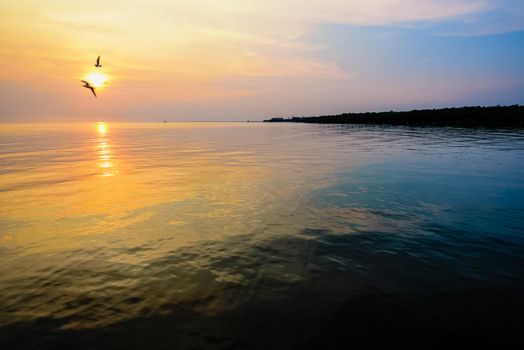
top-left (94, 56), bottom-right (102, 67)
top-left (81, 80), bottom-right (97, 98)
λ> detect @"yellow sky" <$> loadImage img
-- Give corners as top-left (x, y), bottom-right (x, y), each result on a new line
top-left (0, 0), bottom-right (520, 120)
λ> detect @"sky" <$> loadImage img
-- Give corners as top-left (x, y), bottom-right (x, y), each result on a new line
top-left (0, 0), bottom-right (523, 121)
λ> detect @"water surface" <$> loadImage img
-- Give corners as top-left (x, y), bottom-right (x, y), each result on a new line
top-left (1, 122), bottom-right (523, 348)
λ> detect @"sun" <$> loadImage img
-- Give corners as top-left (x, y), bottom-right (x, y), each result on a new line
top-left (85, 72), bottom-right (108, 88)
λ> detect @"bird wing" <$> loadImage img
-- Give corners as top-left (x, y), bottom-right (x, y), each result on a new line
top-left (96, 56), bottom-right (100, 65)
top-left (90, 87), bottom-right (97, 97)
top-left (81, 80), bottom-right (89, 85)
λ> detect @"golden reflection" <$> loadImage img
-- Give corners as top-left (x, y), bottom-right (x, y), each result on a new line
top-left (97, 122), bottom-right (107, 135)
top-left (0, 123), bottom-right (293, 255)
top-left (96, 122), bottom-right (117, 177)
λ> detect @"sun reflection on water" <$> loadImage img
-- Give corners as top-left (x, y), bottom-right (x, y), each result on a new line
top-left (96, 122), bottom-right (118, 177)
top-left (97, 122), bottom-right (107, 135)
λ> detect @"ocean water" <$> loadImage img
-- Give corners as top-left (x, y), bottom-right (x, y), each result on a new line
top-left (0, 122), bottom-right (523, 349)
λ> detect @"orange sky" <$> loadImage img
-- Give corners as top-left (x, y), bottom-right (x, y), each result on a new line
top-left (1, 0), bottom-right (523, 121)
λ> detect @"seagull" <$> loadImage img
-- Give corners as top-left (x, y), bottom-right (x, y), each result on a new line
top-left (94, 56), bottom-right (102, 67)
top-left (81, 80), bottom-right (97, 98)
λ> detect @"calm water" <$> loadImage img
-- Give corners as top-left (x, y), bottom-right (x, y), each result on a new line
top-left (1, 122), bottom-right (523, 349)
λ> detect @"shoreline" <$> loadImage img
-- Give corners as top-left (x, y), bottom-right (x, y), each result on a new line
top-left (264, 105), bottom-right (524, 128)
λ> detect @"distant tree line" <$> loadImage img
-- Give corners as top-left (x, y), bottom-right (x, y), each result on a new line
top-left (264, 105), bottom-right (524, 127)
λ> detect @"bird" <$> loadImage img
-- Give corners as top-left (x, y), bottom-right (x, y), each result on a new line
top-left (81, 80), bottom-right (97, 98)
top-left (94, 56), bottom-right (102, 67)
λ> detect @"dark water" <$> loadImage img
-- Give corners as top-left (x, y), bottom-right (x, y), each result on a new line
top-left (1, 123), bottom-right (523, 349)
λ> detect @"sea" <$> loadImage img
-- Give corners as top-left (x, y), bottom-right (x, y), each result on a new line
top-left (1, 122), bottom-right (523, 349)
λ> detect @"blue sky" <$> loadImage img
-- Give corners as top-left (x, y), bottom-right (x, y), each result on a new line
top-left (0, 0), bottom-right (523, 121)
top-left (297, 23), bottom-right (524, 112)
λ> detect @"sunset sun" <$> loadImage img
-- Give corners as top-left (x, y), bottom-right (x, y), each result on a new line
top-left (85, 72), bottom-right (108, 88)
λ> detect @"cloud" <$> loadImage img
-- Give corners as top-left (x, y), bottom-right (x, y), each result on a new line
top-left (1, 1), bottom-right (523, 120)
top-left (2, 1), bottom-right (520, 77)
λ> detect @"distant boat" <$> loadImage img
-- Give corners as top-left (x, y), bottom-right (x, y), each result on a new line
top-left (94, 56), bottom-right (102, 68)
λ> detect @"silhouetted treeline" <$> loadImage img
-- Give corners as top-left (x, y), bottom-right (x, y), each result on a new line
top-left (264, 105), bottom-right (524, 127)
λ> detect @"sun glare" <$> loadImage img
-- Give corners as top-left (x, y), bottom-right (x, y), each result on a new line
top-left (86, 72), bottom-right (108, 88)
top-left (97, 122), bottom-right (107, 135)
